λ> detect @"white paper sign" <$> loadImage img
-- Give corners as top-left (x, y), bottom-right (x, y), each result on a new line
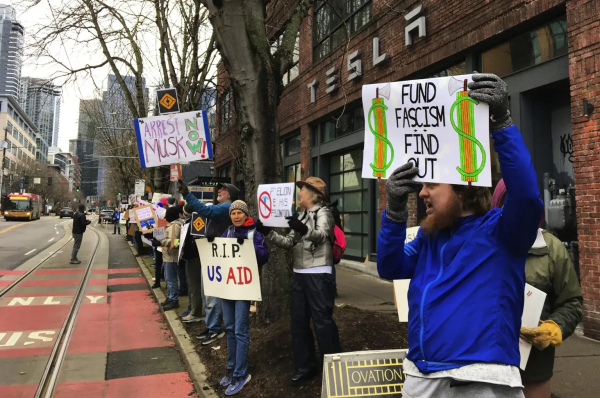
top-left (519, 283), bottom-right (547, 370)
top-left (394, 226), bottom-right (420, 323)
top-left (179, 223), bottom-right (190, 260)
top-left (196, 238), bottom-right (262, 301)
top-left (139, 199), bottom-right (166, 219)
top-left (362, 75), bottom-right (491, 186)
top-left (135, 179), bottom-right (146, 197)
top-left (141, 236), bottom-right (153, 246)
top-left (134, 110), bottom-right (213, 168)
top-left (257, 182), bottom-right (295, 227)
top-left (153, 227), bottom-right (165, 241)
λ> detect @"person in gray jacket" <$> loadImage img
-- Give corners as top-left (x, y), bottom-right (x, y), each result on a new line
top-left (256, 177), bottom-right (341, 386)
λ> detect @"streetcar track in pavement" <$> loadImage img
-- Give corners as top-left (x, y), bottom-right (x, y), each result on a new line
top-left (0, 217), bottom-right (100, 398)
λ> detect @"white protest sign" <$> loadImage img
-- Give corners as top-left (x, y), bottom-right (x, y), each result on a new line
top-left (134, 179), bottom-right (145, 196)
top-left (196, 238), bottom-right (262, 301)
top-left (394, 226), bottom-right (420, 323)
top-left (141, 236), bottom-right (153, 246)
top-left (519, 283), bottom-right (546, 370)
top-left (257, 182), bottom-right (295, 227)
top-left (362, 75), bottom-right (491, 186)
top-left (139, 199), bottom-right (166, 219)
top-left (153, 227), bottom-right (165, 241)
top-left (179, 223), bottom-right (190, 260)
top-left (133, 205), bottom-right (158, 233)
top-left (134, 110), bottom-right (213, 168)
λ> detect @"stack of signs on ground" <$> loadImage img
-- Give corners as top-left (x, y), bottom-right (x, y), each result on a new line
top-left (196, 238), bottom-right (261, 301)
top-left (133, 204), bottom-right (158, 233)
top-left (321, 349), bottom-right (407, 397)
top-left (256, 182), bottom-right (295, 227)
top-left (362, 75), bottom-right (491, 186)
top-left (134, 110), bottom-right (213, 168)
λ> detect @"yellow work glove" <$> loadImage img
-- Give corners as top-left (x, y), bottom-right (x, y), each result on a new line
top-left (173, 239), bottom-right (180, 248)
top-left (520, 320), bottom-right (563, 350)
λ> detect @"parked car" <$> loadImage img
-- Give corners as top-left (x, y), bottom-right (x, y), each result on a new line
top-left (99, 210), bottom-right (114, 223)
top-left (59, 207), bottom-right (74, 219)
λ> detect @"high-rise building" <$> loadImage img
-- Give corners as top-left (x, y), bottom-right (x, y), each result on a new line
top-left (19, 77), bottom-right (61, 161)
top-left (0, 5), bottom-right (24, 99)
top-left (77, 99), bottom-right (101, 197)
top-left (52, 96), bottom-right (61, 147)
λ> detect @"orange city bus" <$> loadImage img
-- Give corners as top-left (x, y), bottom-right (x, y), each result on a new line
top-left (4, 193), bottom-right (42, 221)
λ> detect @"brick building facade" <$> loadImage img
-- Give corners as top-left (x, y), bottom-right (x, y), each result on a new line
top-left (214, 0), bottom-right (600, 338)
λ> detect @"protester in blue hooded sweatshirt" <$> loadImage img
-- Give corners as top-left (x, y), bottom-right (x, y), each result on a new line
top-left (178, 180), bottom-right (240, 345)
top-left (218, 200), bottom-right (268, 396)
top-left (377, 74), bottom-right (543, 398)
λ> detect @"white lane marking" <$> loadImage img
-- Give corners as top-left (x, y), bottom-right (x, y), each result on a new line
top-left (48, 238), bottom-right (55, 242)
top-left (24, 249), bottom-right (36, 256)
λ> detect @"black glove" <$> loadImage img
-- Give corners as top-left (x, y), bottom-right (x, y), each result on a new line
top-left (151, 238), bottom-right (161, 247)
top-left (386, 162), bottom-right (422, 223)
top-left (207, 235), bottom-right (215, 243)
top-left (143, 232), bottom-right (153, 239)
top-left (255, 220), bottom-right (272, 236)
top-left (236, 236), bottom-right (245, 245)
top-left (178, 179), bottom-right (189, 196)
top-left (468, 73), bottom-right (512, 132)
top-left (286, 214), bottom-right (309, 236)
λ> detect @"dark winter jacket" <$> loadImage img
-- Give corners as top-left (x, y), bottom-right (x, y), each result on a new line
top-left (184, 193), bottom-right (232, 238)
top-left (221, 218), bottom-right (269, 266)
top-left (377, 124), bottom-right (544, 374)
top-left (72, 211), bottom-right (91, 234)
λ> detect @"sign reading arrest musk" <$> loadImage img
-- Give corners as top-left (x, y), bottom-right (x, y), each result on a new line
top-left (196, 238), bottom-right (262, 301)
top-left (134, 110), bottom-right (213, 168)
top-left (322, 349), bottom-right (407, 397)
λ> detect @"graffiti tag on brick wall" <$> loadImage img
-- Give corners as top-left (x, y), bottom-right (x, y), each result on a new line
top-left (560, 134), bottom-right (573, 163)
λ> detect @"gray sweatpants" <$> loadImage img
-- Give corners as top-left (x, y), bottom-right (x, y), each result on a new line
top-left (185, 257), bottom-right (203, 318)
top-left (403, 376), bottom-right (524, 398)
top-left (71, 233), bottom-right (83, 261)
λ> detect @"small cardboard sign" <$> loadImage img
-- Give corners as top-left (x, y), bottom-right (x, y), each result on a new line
top-left (393, 226), bottom-right (420, 323)
top-left (256, 182), bottom-right (295, 227)
top-left (157, 87), bottom-right (181, 115)
top-left (322, 349), bottom-right (407, 397)
top-left (170, 164), bottom-right (182, 182)
top-left (191, 213), bottom-right (206, 236)
top-left (196, 238), bottom-right (262, 301)
top-left (133, 204), bottom-right (158, 233)
top-left (153, 227), bottom-right (165, 241)
top-left (520, 283), bottom-right (546, 370)
top-left (178, 223), bottom-right (190, 260)
top-left (135, 180), bottom-right (146, 197)
top-left (362, 75), bottom-right (491, 186)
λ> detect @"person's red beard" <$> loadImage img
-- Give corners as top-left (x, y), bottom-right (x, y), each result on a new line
top-left (420, 194), bottom-right (463, 235)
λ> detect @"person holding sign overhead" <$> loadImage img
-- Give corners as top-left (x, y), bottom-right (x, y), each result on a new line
top-left (377, 74), bottom-right (544, 398)
top-left (217, 200), bottom-right (268, 395)
top-left (256, 177), bottom-right (341, 386)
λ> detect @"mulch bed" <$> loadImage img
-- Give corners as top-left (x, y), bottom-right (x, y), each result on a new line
top-left (185, 305), bottom-right (408, 397)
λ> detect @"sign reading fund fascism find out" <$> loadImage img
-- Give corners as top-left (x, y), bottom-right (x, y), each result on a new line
top-left (134, 110), bottom-right (213, 168)
top-left (322, 350), bottom-right (407, 398)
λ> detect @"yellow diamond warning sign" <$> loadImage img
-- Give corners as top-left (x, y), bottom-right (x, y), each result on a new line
top-left (159, 93), bottom-right (177, 109)
top-left (191, 213), bottom-right (206, 236)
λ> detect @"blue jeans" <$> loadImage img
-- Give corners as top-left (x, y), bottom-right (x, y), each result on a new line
top-left (222, 299), bottom-right (251, 378)
top-left (201, 271), bottom-right (223, 334)
top-left (164, 262), bottom-right (179, 301)
top-left (113, 220), bottom-right (121, 234)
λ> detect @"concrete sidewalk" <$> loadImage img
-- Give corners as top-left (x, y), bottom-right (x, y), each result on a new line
top-left (335, 265), bottom-right (600, 398)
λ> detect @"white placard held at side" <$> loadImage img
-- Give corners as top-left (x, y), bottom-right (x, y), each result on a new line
top-left (520, 283), bottom-right (547, 370)
top-left (196, 238), bottom-right (262, 301)
top-left (362, 75), bottom-right (491, 186)
top-left (256, 182), bottom-right (295, 228)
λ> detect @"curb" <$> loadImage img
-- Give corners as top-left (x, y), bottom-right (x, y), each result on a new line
top-left (129, 245), bottom-right (218, 398)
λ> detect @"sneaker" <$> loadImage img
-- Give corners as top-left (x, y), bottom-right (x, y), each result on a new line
top-left (69, 260), bottom-right (81, 264)
top-left (162, 300), bottom-right (179, 310)
top-left (181, 314), bottom-right (202, 323)
top-left (179, 310), bottom-right (191, 319)
top-left (200, 331), bottom-right (225, 345)
top-left (195, 329), bottom-right (210, 339)
top-left (220, 369), bottom-right (234, 387)
top-left (225, 374), bottom-right (251, 395)
top-left (161, 299), bottom-right (172, 307)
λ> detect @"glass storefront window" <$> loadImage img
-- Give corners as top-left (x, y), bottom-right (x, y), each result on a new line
top-left (429, 61), bottom-right (466, 78)
top-left (285, 163), bottom-right (302, 207)
top-left (318, 105), bottom-right (365, 145)
top-left (285, 134), bottom-right (301, 156)
top-left (329, 148), bottom-right (368, 259)
top-left (481, 17), bottom-right (567, 77)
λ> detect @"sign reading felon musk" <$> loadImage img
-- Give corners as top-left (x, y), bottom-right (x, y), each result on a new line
top-left (322, 349), bottom-right (407, 397)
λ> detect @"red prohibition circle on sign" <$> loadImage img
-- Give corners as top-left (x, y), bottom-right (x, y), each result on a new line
top-left (259, 191), bottom-right (272, 219)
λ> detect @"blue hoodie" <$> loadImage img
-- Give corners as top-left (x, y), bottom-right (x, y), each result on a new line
top-left (378, 124), bottom-right (543, 374)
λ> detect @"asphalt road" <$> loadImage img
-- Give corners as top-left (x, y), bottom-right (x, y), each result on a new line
top-left (0, 216), bottom-right (69, 271)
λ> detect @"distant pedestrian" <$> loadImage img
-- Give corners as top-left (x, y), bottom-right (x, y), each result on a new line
top-left (71, 204), bottom-right (91, 264)
top-left (219, 200), bottom-right (269, 395)
top-left (492, 179), bottom-right (583, 398)
top-left (256, 177), bottom-right (341, 386)
top-left (153, 206), bottom-right (184, 311)
top-left (112, 207), bottom-right (121, 234)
